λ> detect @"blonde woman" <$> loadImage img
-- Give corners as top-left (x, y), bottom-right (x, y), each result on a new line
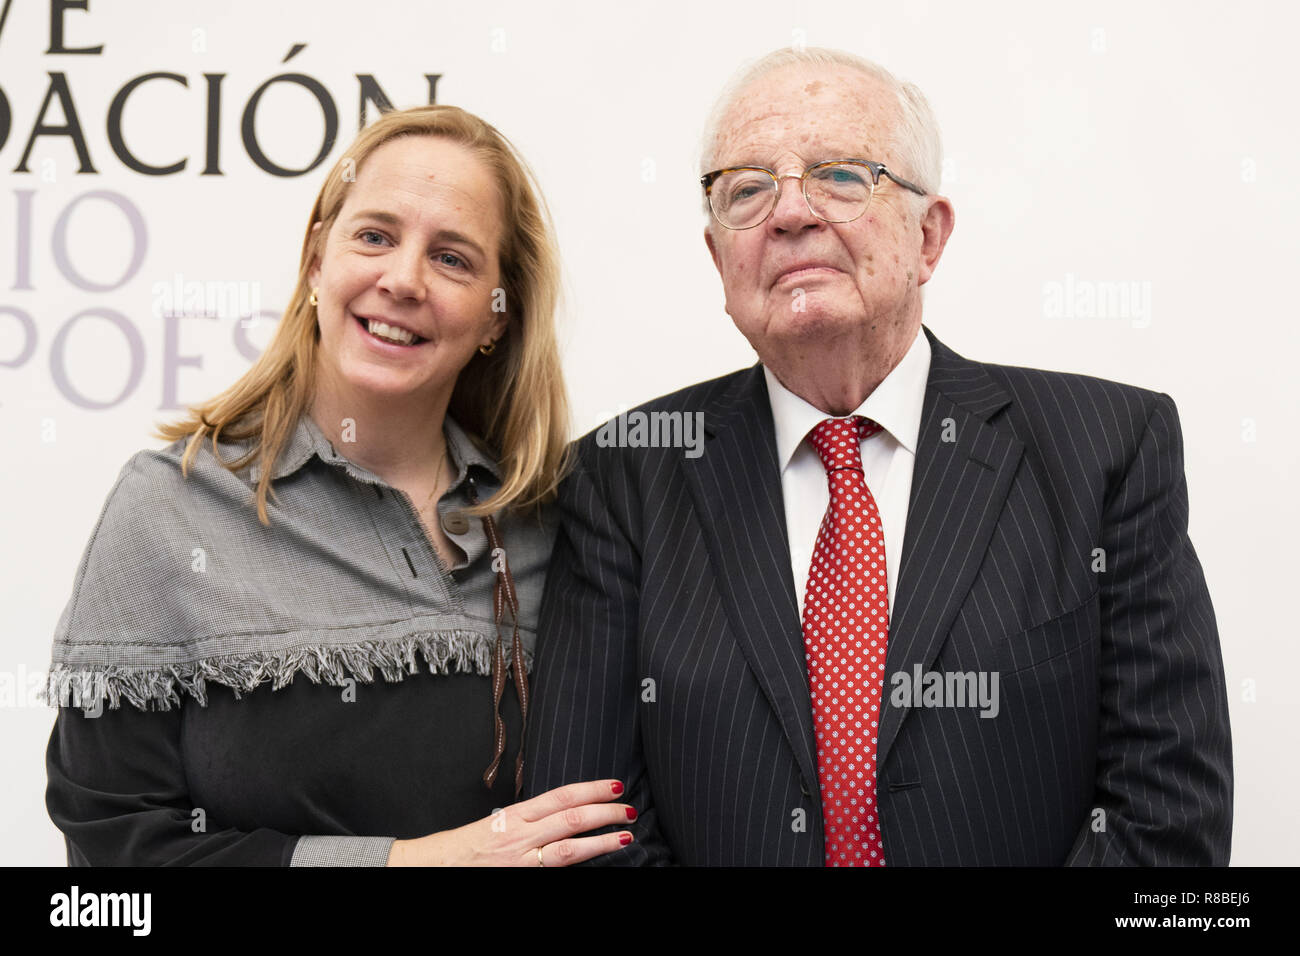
top-left (44, 105), bottom-right (635, 867)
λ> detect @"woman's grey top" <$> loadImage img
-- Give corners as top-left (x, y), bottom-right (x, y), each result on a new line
top-left (44, 412), bottom-right (557, 866)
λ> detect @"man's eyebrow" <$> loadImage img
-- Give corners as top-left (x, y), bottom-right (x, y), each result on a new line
top-left (713, 148), bottom-right (875, 171)
top-left (344, 211), bottom-right (488, 258)
top-left (713, 153), bottom-right (772, 169)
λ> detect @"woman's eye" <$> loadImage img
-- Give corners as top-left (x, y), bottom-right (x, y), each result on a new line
top-left (436, 252), bottom-right (465, 269)
top-left (359, 230), bottom-right (387, 245)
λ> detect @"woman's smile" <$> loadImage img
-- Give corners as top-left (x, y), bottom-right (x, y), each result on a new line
top-left (351, 310), bottom-right (430, 349)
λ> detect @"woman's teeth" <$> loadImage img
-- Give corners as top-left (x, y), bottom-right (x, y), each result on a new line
top-left (365, 318), bottom-right (420, 346)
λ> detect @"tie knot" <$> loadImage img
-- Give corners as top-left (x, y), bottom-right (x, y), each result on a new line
top-left (807, 416), bottom-right (882, 474)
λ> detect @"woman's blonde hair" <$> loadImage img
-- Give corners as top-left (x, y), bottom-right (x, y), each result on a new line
top-left (156, 104), bottom-right (570, 523)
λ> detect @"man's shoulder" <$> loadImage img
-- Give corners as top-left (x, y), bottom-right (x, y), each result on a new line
top-left (943, 346), bottom-right (1187, 482)
top-left (565, 366), bottom-right (760, 489)
top-left (574, 365), bottom-right (759, 444)
top-left (626, 365), bottom-right (759, 417)
top-left (986, 357), bottom-right (1158, 400)
top-left (948, 345), bottom-right (1169, 432)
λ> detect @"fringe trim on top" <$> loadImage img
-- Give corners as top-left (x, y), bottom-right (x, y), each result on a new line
top-left (42, 629), bottom-right (532, 712)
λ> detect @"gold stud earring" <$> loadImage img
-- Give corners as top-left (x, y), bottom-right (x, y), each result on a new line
top-left (309, 288), bottom-right (318, 307)
top-left (479, 340), bottom-right (496, 355)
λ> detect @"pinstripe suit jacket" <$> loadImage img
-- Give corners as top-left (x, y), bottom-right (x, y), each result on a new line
top-left (524, 324), bottom-right (1233, 865)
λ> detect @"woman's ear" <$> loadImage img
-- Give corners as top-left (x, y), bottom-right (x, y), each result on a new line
top-left (489, 310), bottom-right (509, 343)
top-left (306, 221), bottom-right (324, 288)
top-left (485, 281), bottom-right (510, 342)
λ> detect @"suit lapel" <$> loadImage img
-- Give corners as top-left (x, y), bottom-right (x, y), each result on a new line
top-left (682, 367), bottom-right (821, 797)
top-left (681, 326), bottom-right (1025, 798)
top-left (874, 326), bottom-right (1024, 770)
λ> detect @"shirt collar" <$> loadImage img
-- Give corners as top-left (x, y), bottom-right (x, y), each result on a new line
top-left (242, 412), bottom-right (501, 489)
top-left (763, 323), bottom-right (932, 472)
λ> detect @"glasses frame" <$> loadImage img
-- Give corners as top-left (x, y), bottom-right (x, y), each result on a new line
top-left (700, 158), bottom-right (928, 230)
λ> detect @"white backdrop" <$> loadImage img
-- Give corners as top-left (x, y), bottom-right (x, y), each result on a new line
top-left (1, 0), bottom-right (1295, 866)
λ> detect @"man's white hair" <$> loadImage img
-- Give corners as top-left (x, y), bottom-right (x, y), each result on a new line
top-left (699, 47), bottom-right (943, 200)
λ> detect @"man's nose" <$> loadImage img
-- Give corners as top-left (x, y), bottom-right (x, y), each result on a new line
top-left (768, 174), bottom-right (819, 233)
top-left (378, 245), bottom-right (426, 300)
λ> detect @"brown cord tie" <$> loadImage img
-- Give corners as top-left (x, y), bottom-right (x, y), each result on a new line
top-left (467, 475), bottom-right (528, 799)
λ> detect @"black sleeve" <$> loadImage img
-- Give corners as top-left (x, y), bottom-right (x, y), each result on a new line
top-left (1065, 393), bottom-right (1234, 865)
top-left (524, 441), bottom-right (673, 866)
top-left (46, 703), bottom-right (298, 867)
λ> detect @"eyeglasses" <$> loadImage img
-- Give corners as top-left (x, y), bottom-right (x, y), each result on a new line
top-left (700, 159), bottom-right (927, 230)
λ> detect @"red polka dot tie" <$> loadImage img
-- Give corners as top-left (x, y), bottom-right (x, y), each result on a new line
top-left (802, 416), bottom-right (888, 867)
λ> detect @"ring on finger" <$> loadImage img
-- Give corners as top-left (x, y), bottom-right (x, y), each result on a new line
top-left (536, 845), bottom-right (545, 868)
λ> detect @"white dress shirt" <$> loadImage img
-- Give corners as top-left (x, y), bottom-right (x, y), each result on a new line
top-left (763, 325), bottom-right (932, 620)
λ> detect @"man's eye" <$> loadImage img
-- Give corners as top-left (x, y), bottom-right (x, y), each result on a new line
top-left (820, 167), bottom-right (866, 186)
top-left (726, 176), bottom-right (771, 204)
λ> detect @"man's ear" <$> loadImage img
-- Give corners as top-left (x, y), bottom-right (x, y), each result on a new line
top-left (306, 221), bottom-right (324, 288)
top-left (917, 197), bottom-right (955, 287)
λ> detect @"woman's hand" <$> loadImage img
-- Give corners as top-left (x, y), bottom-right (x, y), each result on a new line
top-left (386, 779), bottom-right (636, 866)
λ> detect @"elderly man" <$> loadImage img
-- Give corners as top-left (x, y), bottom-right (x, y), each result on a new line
top-left (524, 48), bottom-right (1232, 866)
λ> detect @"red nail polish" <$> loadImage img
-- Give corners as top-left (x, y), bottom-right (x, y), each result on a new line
top-left (611, 781), bottom-right (624, 795)
top-left (619, 832), bottom-right (633, 846)
top-left (626, 807), bottom-right (638, 821)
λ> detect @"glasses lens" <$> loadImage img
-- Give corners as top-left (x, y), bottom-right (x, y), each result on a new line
top-left (710, 169), bottom-right (777, 229)
top-left (805, 162), bottom-right (873, 222)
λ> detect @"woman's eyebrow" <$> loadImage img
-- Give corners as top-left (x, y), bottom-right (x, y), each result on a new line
top-left (431, 230), bottom-right (487, 259)
top-left (347, 208), bottom-right (401, 225)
